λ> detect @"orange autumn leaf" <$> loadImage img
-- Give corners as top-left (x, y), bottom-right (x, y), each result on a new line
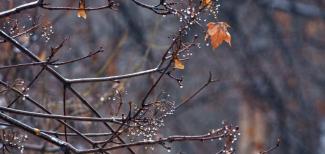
top-left (202, 0), bottom-right (212, 8)
top-left (205, 22), bottom-right (231, 49)
top-left (38, 51), bottom-right (47, 61)
top-left (172, 48), bottom-right (185, 69)
top-left (77, 0), bottom-right (87, 19)
top-left (174, 57), bottom-right (184, 70)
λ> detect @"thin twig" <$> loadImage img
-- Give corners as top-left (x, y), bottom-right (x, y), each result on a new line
top-left (0, 24), bottom-right (39, 43)
top-left (66, 67), bottom-right (161, 84)
top-left (53, 48), bottom-right (104, 66)
top-left (260, 138), bottom-right (281, 154)
top-left (175, 72), bottom-right (218, 110)
top-left (41, 1), bottom-right (116, 11)
top-left (0, 112), bottom-right (78, 153)
top-left (78, 129), bottom-right (226, 153)
top-left (0, 61), bottom-right (50, 70)
top-left (0, 106), bottom-right (124, 124)
top-left (0, 80), bottom-right (97, 146)
top-left (0, 0), bottom-right (42, 18)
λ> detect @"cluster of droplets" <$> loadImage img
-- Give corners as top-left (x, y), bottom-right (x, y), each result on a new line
top-left (1, 17), bottom-right (32, 42)
top-left (0, 18), bottom-right (19, 35)
top-left (208, 3), bottom-right (221, 19)
top-left (178, 6), bottom-right (198, 27)
top-left (127, 92), bottom-right (175, 142)
top-left (219, 122), bottom-right (240, 154)
top-left (166, 37), bottom-right (196, 68)
top-left (0, 129), bottom-right (28, 153)
top-left (11, 79), bottom-right (30, 101)
top-left (1, 16), bottom-right (55, 44)
top-left (40, 25), bottom-right (54, 43)
top-left (173, 0), bottom-right (222, 30)
top-left (179, 48), bottom-right (193, 60)
top-left (127, 118), bottom-right (163, 141)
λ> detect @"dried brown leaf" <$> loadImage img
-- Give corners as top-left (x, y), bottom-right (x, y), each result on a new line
top-left (205, 22), bottom-right (231, 49)
top-left (174, 57), bottom-right (184, 70)
top-left (77, 0), bottom-right (87, 19)
top-left (38, 51), bottom-right (47, 61)
top-left (202, 0), bottom-right (212, 8)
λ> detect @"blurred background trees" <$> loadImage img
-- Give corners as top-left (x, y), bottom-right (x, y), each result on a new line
top-left (0, 0), bottom-right (324, 154)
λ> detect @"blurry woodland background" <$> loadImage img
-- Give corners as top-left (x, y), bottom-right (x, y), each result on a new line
top-left (0, 0), bottom-right (324, 154)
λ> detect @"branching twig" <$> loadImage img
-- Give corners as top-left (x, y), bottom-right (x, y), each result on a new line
top-left (0, 24), bottom-right (39, 43)
top-left (0, 112), bottom-right (78, 153)
top-left (41, 1), bottom-right (116, 11)
top-left (0, 0), bottom-right (116, 19)
top-left (0, 0), bottom-right (42, 18)
top-left (175, 72), bottom-right (219, 110)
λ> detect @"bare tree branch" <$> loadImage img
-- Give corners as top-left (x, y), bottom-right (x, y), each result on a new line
top-left (0, 0), bottom-right (42, 18)
top-left (0, 112), bottom-right (78, 153)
